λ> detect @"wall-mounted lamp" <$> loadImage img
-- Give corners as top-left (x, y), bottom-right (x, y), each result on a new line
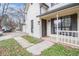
top-left (48, 20), bottom-right (50, 22)
top-left (38, 21), bottom-right (40, 25)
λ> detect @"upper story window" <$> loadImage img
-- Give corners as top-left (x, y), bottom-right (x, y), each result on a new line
top-left (40, 3), bottom-right (49, 14)
top-left (51, 3), bottom-right (59, 7)
top-left (41, 3), bottom-right (49, 9)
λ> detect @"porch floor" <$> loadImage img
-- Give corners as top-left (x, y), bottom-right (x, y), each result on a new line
top-left (41, 36), bottom-right (56, 43)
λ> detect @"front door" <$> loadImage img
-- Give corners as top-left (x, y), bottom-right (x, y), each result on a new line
top-left (42, 19), bottom-right (47, 37)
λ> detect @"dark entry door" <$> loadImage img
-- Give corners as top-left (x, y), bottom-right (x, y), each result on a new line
top-left (42, 19), bottom-right (47, 37)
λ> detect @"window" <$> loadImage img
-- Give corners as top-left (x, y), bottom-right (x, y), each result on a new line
top-left (52, 16), bottom-right (71, 34)
top-left (61, 16), bottom-right (71, 30)
top-left (31, 20), bottom-right (34, 33)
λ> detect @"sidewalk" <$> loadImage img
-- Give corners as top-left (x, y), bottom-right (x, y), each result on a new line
top-left (0, 31), bottom-right (26, 41)
top-left (0, 35), bottom-right (13, 41)
top-left (14, 37), bottom-right (34, 48)
top-left (27, 40), bottom-right (54, 55)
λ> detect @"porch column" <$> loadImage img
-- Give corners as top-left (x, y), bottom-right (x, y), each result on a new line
top-left (77, 13), bottom-right (79, 38)
top-left (56, 13), bottom-right (59, 42)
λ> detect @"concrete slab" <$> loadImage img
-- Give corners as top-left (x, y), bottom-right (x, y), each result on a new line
top-left (14, 37), bottom-right (34, 48)
top-left (27, 40), bottom-right (54, 55)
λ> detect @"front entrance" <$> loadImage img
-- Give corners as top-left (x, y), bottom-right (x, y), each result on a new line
top-left (42, 19), bottom-right (47, 37)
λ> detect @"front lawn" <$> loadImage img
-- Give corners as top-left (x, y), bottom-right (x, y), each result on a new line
top-left (41, 44), bottom-right (79, 56)
top-left (22, 35), bottom-right (43, 44)
top-left (0, 39), bottom-right (32, 56)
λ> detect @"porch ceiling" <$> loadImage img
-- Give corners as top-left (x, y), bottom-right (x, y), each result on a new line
top-left (39, 5), bottom-right (79, 20)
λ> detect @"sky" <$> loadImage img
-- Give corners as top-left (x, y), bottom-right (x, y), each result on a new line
top-left (0, 3), bottom-right (25, 11)
top-left (9, 3), bottom-right (25, 9)
top-left (0, 3), bottom-right (25, 22)
top-left (0, 3), bottom-right (25, 15)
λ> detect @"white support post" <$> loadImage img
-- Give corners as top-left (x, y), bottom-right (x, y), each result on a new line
top-left (56, 13), bottom-right (59, 42)
top-left (77, 13), bottom-right (79, 39)
top-left (77, 13), bottom-right (79, 45)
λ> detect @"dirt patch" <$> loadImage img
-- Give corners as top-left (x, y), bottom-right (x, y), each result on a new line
top-left (0, 47), bottom-right (9, 56)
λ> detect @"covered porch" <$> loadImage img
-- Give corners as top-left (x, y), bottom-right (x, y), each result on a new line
top-left (40, 5), bottom-right (79, 47)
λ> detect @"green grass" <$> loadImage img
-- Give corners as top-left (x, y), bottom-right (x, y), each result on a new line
top-left (0, 39), bottom-right (32, 56)
top-left (22, 35), bottom-right (43, 44)
top-left (41, 44), bottom-right (79, 56)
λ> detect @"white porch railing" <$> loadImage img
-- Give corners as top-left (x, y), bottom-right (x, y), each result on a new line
top-left (50, 30), bottom-right (79, 46)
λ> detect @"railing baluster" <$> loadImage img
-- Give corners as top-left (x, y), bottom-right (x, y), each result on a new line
top-left (60, 31), bottom-right (62, 42)
top-left (68, 32), bottom-right (71, 43)
top-left (74, 32), bottom-right (77, 45)
top-left (63, 32), bottom-right (66, 42)
top-left (68, 31), bottom-right (70, 44)
top-left (71, 32), bottom-right (73, 44)
top-left (65, 32), bottom-right (67, 42)
top-left (67, 32), bottom-right (69, 43)
top-left (77, 32), bottom-right (79, 45)
top-left (75, 32), bottom-right (78, 45)
top-left (62, 31), bottom-right (64, 42)
top-left (59, 32), bottom-right (61, 42)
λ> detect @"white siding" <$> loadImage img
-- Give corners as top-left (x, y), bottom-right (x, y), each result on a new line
top-left (41, 7), bottom-right (47, 14)
top-left (25, 4), bottom-right (41, 38)
top-left (22, 25), bottom-right (26, 32)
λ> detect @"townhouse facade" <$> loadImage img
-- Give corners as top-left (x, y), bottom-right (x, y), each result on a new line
top-left (23, 3), bottom-right (79, 47)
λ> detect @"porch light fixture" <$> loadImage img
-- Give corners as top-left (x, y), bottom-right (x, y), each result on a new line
top-left (38, 21), bottom-right (40, 25)
top-left (48, 20), bottom-right (50, 22)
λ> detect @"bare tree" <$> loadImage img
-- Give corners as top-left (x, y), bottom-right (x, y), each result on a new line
top-left (2, 3), bottom-right (9, 15)
top-left (6, 4), bottom-right (26, 31)
top-left (0, 3), bottom-right (26, 31)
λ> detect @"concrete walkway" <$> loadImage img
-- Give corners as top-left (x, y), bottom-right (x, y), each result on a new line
top-left (0, 31), bottom-right (26, 41)
top-left (27, 40), bottom-right (54, 55)
top-left (14, 37), bottom-right (34, 48)
top-left (0, 35), bottom-right (13, 41)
